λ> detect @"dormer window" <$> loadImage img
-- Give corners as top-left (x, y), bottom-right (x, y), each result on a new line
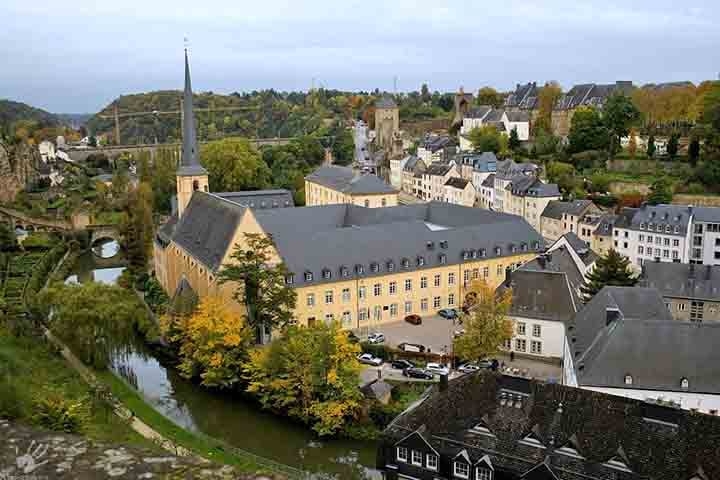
top-left (495, 246), bottom-right (502, 256)
top-left (533, 241), bottom-right (540, 249)
top-left (510, 244), bottom-right (517, 253)
top-left (681, 377), bottom-right (689, 389)
top-left (648, 222), bottom-right (654, 229)
top-left (463, 251), bottom-right (470, 260)
top-left (356, 264), bottom-right (365, 275)
top-left (624, 374), bottom-right (633, 385)
top-left (521, 243), bottom-right (528, 251)
top-left (656, 225), bottom-right (663, 232)
top-left (387, 260), bottom-right (395, 272)
top-left (417, 256), bottom-right (425, 266)
top-left (479, 248), bottom-right (486, 257)
top-left (402, 258), bottom-right (410, 269)
top-left (285, 274), bottom-right (295, 285)
top-left (674, 226), bottom-right (680, 234)
top-left (322, 268), bottom-right (332, 280)
top-left (340, 266), bottom-right (349, 277)
top-left (304, 271), bottom-right (313, 282)
top-left (665, 225), bottom-right (671, 233)
top-left (438, 253), bottom-right (447, 264)
top-left (371, 262), bottom-right (380, 273)
top-left (471, 250), bottom-right (478, 259)
top-left (454, 462), bottom-right (470, 479)
top-left (640, 223), bottom-right (646, 230)
top-left (440, 240), bottom-right (448, 249)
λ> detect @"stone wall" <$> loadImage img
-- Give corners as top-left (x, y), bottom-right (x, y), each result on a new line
top-left (672, 194), bottom-right (720, 207)
top-left (0, 141), bottom-right (41, 203)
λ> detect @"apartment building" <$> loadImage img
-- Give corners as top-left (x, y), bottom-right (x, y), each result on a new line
top-left (419, 163), bottom-right (458, 201)
top-left (443, 177), bottom-right (475, 207)
top-left (305, 165), bottom-right (399, 208)
top-left (504, 176), bottom-right (560, 232)
top-left (540, 199), bottom-right (603, 243)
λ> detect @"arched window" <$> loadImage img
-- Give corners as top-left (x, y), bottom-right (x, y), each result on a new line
top-left (681, 377), bottom-right (689, 389)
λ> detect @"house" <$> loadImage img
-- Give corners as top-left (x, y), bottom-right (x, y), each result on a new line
top-left (500, 245), bottom-right (585, 364)
top-left (564, 286), bottom-right (720, 414)
top-left (305, 165), bottom-right (399, 208)
top-left (459, 106), bottom-right (493, 151)
top-left (539, 200), bottom-right (602, 243)
top-left (640, 262), bottom-right (720, 322)
top-left (591, 213), bottom-right (617, 256)
top-left (454, 152), bottom-right (497, 182)
top-left (492, 160), bottom-right (539, 213)
top-left (501, 111), bottom-right (530, 141)
top-left (552, 81), bottom-right (634, 137)
top-left (479, 174), bottom-right (495, 210)
top-left (379, 370), bottom-right (720, 480)
top-left (417, 135), bottom-right (455, 165)
top-left (362, 379), bottom-right (394, 405)
top-left (419, 163), bottom-right (458, 202)
top-left (469, 153), bottom-right (499, 205)
top-left (547, 232), bottom-right (598, 275)
top-left (443, 177), bottom-right (474, 207)
top-left (401, 155), bottom-right (426, 196)
top-left (612, 204), bottom-right (693, 269)
top-left (38, 140), bottom-right (56, 163)
top-left (390, 155), bottom-right (409, 189)
top-left (459, 109), bottom-right (530, 151)
top-left (504, 82), bottom-right (539, 110)
top-left (689, 207), bottom-right (720, 265)
top-left (504, 176), bottom-right (560, 232)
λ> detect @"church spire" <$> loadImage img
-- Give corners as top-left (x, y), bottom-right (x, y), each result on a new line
top-left (178, 48), bottom-right (206, 175)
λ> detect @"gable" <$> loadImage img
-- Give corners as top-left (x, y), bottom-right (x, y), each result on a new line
top-left (395, 430), bottom-right (438, 456)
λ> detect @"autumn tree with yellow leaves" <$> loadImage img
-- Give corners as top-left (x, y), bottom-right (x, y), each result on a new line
top-left (454, 280), bottom-right (514, 363)
top-left (244, 322), bottom-right (362, 436)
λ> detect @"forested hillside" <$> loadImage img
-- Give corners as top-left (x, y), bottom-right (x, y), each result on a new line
top-left (0, 99), bottom-right (63, 132)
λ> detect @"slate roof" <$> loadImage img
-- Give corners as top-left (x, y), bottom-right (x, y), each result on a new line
top-left (424, 163), bottom-right (455, 176)
top-left (484, 109), bottom-right (505, 122)
top-left (623, 204), bottom-right (693, 236)
top-left (381, 371), bottom-right (720, 480)
top-left (215, 189), bottom-right (294, 209)
top-left (361, 379), bottom-right (394, 400)
top-left (507, 176), bottom-right (560, 198)
top-left (503, 246), bottom-right (583, 323)
top-left (504, 82), bottom-right (539, 109)
top-left (444, 177), bottom-right (470, 190)
top-left (555, 81), bottom-right (634, 111)
top-left (421, 135), bottom-right (454, 153)
top-left (481, 174), bottom-right (495, 188)
top-left (495, 159), bottom-right (539, 180)
top-left (375, 95), bottom-right (397, 109)
top-left (305, 166), bottom-right (397, 195)
top-left (640, 262), bottom-right (720, 302)
top-left (505, 111), bottom-right (531, 122)
top-left (402, 155), bottom-right (425, 173)
top-left (541, 200), bottom-right (594, 220)
top-left (157, 214), bottom-right (180, 244)
top-left (693, 206), bottom-right (720, 223)
top-left (561, 232), bottom-right (598, 266)
top-left (465, 106), bottom-right (492, 119)
top-left (252, 202), bottom-right (544, 287)
top-left (170, 192), bottom-right (247, 271)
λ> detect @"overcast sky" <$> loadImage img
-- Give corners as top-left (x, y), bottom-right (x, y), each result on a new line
top-left (1, 0), bottom-right (718, 113)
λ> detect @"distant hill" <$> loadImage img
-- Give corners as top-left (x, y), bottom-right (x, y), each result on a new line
top-left (56, 113), bottom-right (92, 129)
top-left (0, 99), bottom-right (63, 129)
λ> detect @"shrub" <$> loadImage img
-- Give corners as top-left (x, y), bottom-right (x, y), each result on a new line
top-left (32, 391), bottom-right (87, 433)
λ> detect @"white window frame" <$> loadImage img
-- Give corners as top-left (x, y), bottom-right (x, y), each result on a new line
top-left (325, 290), bottom-right (333, 305)
top-left (389, 281), bottom-right (397, 295)
top-left (426, 453), bottom-right (438, 471)
top-left (405, 279), bottom-right (412, 292)
top-left (448, 272), bottom-right (455, 285)
top-left (306, 293), bottom-right (315, 307)
top-left (531, 340), bottom-right (542, 354)
top-left (411, 450), bottom-right (422, 466)
top-left (396, 446), bottom-right (408, 463)
top-left (421, 276), bottom-right (428, 289)
top-left (476, 466), bottom-right (493, 480)
top-left (532, 324), bottom-right (541, 337)
top-left (404, 301), bottom-right (412, 314)
top-left (454, 462), bottom-right (470, 479)
top-left (434, 274), bottom-right (441, 287)
top-left (342, 288), bottom-right (351, 302)
top-left (374, 283), bottom-right (382, 296)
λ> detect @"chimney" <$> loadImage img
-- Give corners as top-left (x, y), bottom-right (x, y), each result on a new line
top-left (439, 374), bottom-right (449, 392)
top-left (606, 307), bottom-right (621, 326)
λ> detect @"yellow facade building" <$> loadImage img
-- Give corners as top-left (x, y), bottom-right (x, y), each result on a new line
top-left (305, 165), bottom-right (399, 208)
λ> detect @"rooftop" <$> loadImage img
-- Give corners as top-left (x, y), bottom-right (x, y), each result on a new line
top-left (640, 262), bottom-right (720, 302)
top-left (305, 165), bottom-right (398, 195)
top-left (375, 95), bottom-right (397, 109)
top-left (215, 189), bottom-right (294, 209)
top-left (541, 200), bottom-right (594, 220)
top-left (444, 177), bottom-right (470, 189)
top-left (424, 163), bottom-right (455, 176)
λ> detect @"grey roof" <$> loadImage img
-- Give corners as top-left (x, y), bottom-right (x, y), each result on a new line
top-left (471, 152), bottom-right (499, 172)
top-left (424, 163), bottom-right (454, 176)
top-left (465, 106), bottom-right (492, 119)
top-left (572, 286), bottom-right (673, 360)
top-left (507, 176), bottom-right (560, 198)
top-left (361, 379), bottom-right (393, 399)
top-left (305, 166), bottom-right (397, 195)
top-left (505, 110), bottom-right (530, 122)
top-left (402, 155), bottom-right (425, 173)
top-left (541, 200), bottom-right (593, 220)
top-left (561, 232), bottom-right (598, 266)
top-left (252, 202), bottom-right (544, 287)
top-left (375, 95), bottom-right (397, 109)
top-left (495, 159), bottom-right (538, 180)
top-left (640, 262), bottom-right (720, 302)
top-left (444, 177), bottom-right (470, 189)
top-left (215, 189), bottom-right (294, 209)
top-left (481, 174), bottom-right (495, 188)
top-left (555, 81), bottom-right (634, 111)
top-left (421, 135), bottom-right (453, 153)
top-left (171, 192), bottom-right (247, 271)
top-left (157, 214), bottom-right (179, 243)
top-left (484, 109), bottom-right (504, 122)
top-left (504, 82), bottom-right (539, 109)
top-left (624, 204), bottom-right (692, 236)
top-left (177, 49), bottom-right (207, 177)
top-left (693, 206), bottom-right (720, 223)
top-left (504, 246), bottom-right (584, 322)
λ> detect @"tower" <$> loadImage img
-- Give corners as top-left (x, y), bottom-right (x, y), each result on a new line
top-left (176, 48), bottom-right (208, 218)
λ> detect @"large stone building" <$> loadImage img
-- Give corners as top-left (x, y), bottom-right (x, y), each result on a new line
top-left (539, 199), bottom-right (603, 243)
top-left (503, 176), bottom-right (560, 232)
top-left (374, 95), bottom-right (401, 157)
top-left (551, 81), bottom-right (634, 136)
top-left (304, 165), bottom-right (399, 208)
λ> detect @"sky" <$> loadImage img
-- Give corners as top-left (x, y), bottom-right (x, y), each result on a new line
top-left (1, 0), bottom-right (719, 113)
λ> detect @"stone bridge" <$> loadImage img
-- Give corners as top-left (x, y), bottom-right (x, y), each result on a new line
top-left (87, 224), bottom-right (121, 244)
top-left (65, 137), bottom-right (294, 162)
top-left (0, 206), bottom-right (73, 232)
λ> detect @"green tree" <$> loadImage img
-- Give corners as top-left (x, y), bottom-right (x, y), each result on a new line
top-left (647, 134), bottom-right (656, 158)
top-left (581, 250), bottom-right (637, 301)
top-left (0, 223), bottom-right (17, 251)
top-left (568, 106), bottom-right (610, 153)
top-left (688, 136), bottom-right (701, 166)
top-left (476, 87), bottom-right (503, 108)
top-left (244, 322), bottom-right (362, 436)
top-left (40, 283), bottom-right (152, 369)
top-left (647, 177), bottom-right (673, 205)
top-left (533, 82), bottom-right (562, 136)
top-left (508, 127), bottom-right (521, 151)
top-left (200, 138), bottom-right (271, 192)
top-left (110, 168), bottom-right (129, 198)
top-left (667, 132), bottom-right (679, 159)
top-left (420, 83), bottom-right (431, 103)
top-left (119, 182), bottom-right (154, 271)
top-left (454, 280), bottom-right (514, 363)
top-left (603, 93), bottom-right (640, 154)
top-left (219, 233), bottom-right (297, 344)
top-left (468, 125), bottom-right (507, 155)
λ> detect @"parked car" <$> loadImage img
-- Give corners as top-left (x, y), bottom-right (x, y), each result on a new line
top-left (367, 332), bottom-right (385, 344)
top-left (426, 362), bottom-right (450, 376)
top-left (391, 359), bottom-right (415, 370)
top-left (438, 308), bottom-right (458, 319)
top-left (458, 363), bottom-right (480, 373)
top-left (357, 353), bottom-right (383, 366)
top-left (397, 342), bottom-right (426, 353)
top-left (404, 314), bottom-right (422, 325)
top-left (403, 367), bottom-right (434, 380)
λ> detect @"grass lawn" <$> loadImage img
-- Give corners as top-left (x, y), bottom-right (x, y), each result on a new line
top-left (0, 328), bottom-right (155, 449)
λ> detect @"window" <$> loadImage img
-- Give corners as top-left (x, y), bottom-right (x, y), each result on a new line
top-left (421, 298), bottom-right (428, 311)
top-left (389, 281), bottom-right (397, 295)
top-left (517, 322), bottom-right (526, 335)
top-left (448, 272), bottom-right (455, 285)
top-left (381, 198), bottom-right (387, 207)
top-left (655, 237), bottom-right (661, 245)
top-left (359, 286), bottom-right (366, 300)
top-left (681, 377), bottom-right (689, 389)
top-left (341, 267), bottom-right (349, 277)
top-left (387, 261), bottom-right (395, 272)
top-left (325, 291), bottom-right (333, 304)
top-left (497, 265), bottom-right (503, 276)
top-left (532, 324), bottom-right (541, 337)
top-left (396, 447), bottom-right (408, 462)
top-left (341, 311), bottom-right (352, 327)
top-left (647, 235), bottom-right (653, 244)
top-left (371, 262), bottom-right (379, 273)
top-left (439, 253), bottom-right (447, 264)
top-left (305, 271), bottom-right (314, 282)
top-left (664, 238), bottom-right (670, 246)
top-left (390, 303), bottom-right (398, 317)
top-left (624, 374), bottom-right (633, 385)
top-left (464, 270), bottom-right (470, 284)
top-left (373, 283), bottom-right (382, 296)
top-left (531, 340), bottom-right (542, 354)
top-left (417, 256), bottom-right (425, 266)
top-left (663, 249), bottom-right (669, 258)
top-left (515, 339), bottom-right (526, 352)
top-left (476, 467), bottom-right (493, 480)
top-left (421, 276), bottom-right (428, 288)
top-left (433, 296), bottom-right (442, 308)
top-left (426, 454), bottom-right (438, 471)
top-left (285, 274), bottom-right (295, 285)
top-left (638, 246), bottom-right (644, 255)
top-left (374, 306), bottom-right (382, 320)
top-left (323, 269), bottom-right (331, 280)
top-left (364, 199), bottom-right (370, 207)
top-left (411, 450), bottom-right (422, 466)
top-left (325, 313), bottom-right (334, 324)
top-left (359, 308), bottom-right (368, 322)
top-left (405, 279), bottom-right (412, 291)
top-left (639, 234), bottom-right (645, 242)
top-left (454, 462), bottom-right (470, 479)
top-left (673, 239), bottom-right (680, 247)
top-left (434, 274), bottom-right (441, 287)
top-left (306, 293), bottom-right (315, 307)
top-left (691, 301), bottom-right (704, 322)
top-left (678, 302), bottom-right (687, 311)
top-left (483, 266), bottom-right (489, 278)
top-left (448, 293), bottom-right (455, 306)
top-left (342, 288), bottom-right (351, 302)
top-left (404, 301), bottom-right (412, 314)
top-left (356, 264), bottom-right (365, 275)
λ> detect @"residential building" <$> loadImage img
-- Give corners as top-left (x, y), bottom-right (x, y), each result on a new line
top-left (591, 213), bottom-right (617, 256)
top-left (502, 111), bottom-right (530, 141)
top-left (304, 165), bottom-right (399, 208)
top-left (504, 82), bottom-right (539, 110)
top-left (612, 204), bottom-right (693, 269)
top-left (419, 163), bottom-right (458, 202)
top-left (443, 177), bottom-right (474, 207)
top-left (504, 176), bottom-right (560, 232)
top-left (417, 134), bottom-right (455, 165)
top-left (455, 151), bottom-right (497, 182)
top-left (552, 81), bottom-right (634, 136)
top-left (640, 262), bottom-right (720, 322)
top-left (547, 232), bottom-right (598, 275)
top-left (459, 108), bottom-right (530, 151)
top-left (565, 286), bottom-right (720, 414)
top-left (479, 174), bottom-right (495, 210)
top-left (458, 106), bottom-right (492, 151)
top-left (38, 140), bottom-right (55, 163)
top-left (379, 370), bottom-right (720, 480)
top-left (492, 160), bottom-right (538, 212)
top-left (689, 207), bottom-right (720, 265)
top-left (540, 200), bottom-right (602, 243)
top-left (401, 156), bottom-right (426, 196)
top-left (389, 155), bottom-right (409, 190)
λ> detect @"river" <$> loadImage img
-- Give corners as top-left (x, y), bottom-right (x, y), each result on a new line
top-left (65, 240), bottom-right (379, 478)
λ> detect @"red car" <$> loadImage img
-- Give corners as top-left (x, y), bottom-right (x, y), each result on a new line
top-left (404, 314), bottom-right (422, 325)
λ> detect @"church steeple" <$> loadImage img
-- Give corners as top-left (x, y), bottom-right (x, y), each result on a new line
top-left (176, 48), bottom-right (208, 218)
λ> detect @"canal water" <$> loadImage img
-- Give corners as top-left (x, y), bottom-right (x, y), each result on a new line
top-left (66, 240), bottom-right (379, 478)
